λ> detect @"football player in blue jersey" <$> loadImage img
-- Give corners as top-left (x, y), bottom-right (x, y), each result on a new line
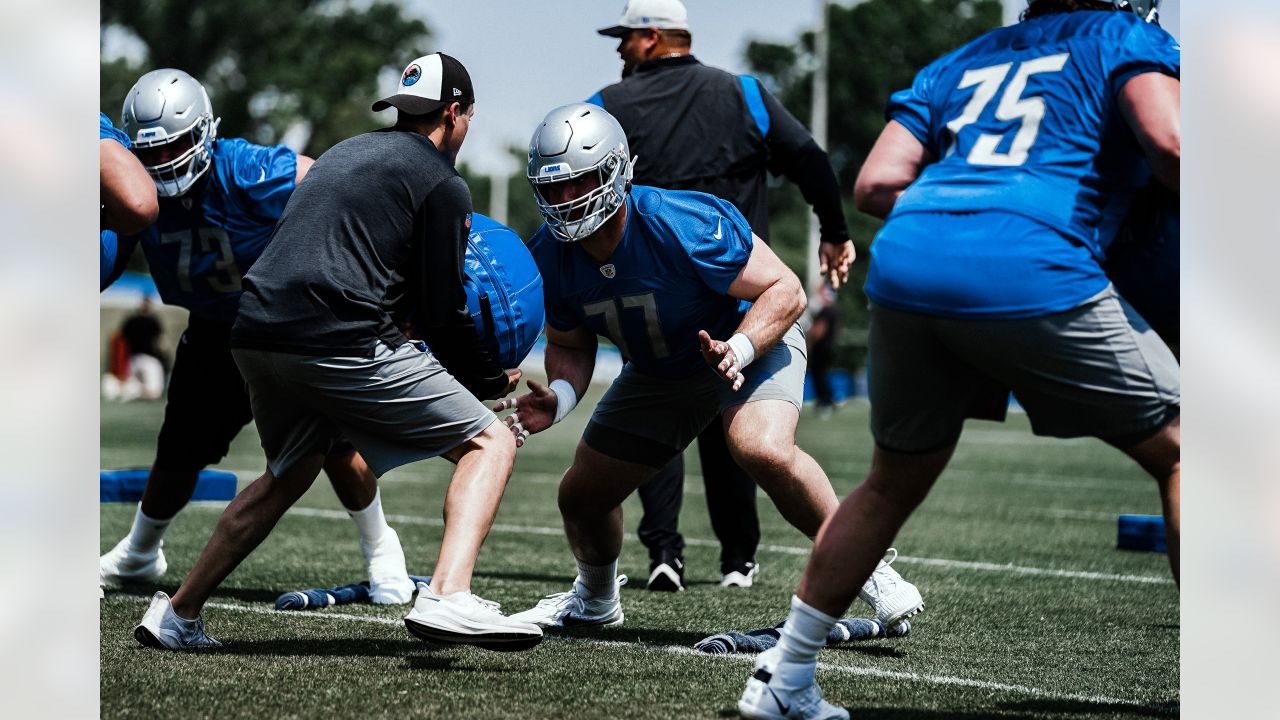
top-left (100, 112), bottom-right (156, 290)
top-left (496, 104), bottom-right (921, 633)
top-left (99, 69), bottom-right (415, 605)
top-left (736, 2), bottom-right (1180, 717)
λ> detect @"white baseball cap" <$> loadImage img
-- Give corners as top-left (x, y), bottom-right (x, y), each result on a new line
top-left (597, 0), bottom-right (690, 37)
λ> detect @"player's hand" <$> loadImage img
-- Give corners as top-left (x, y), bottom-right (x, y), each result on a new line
top-left (492, 378), bottom-right (556, 448)
top-left (698, 330), bottom-right (746, 392)
top-left (501, 368), bottom-right (522, 396)
top-left (819, 239), bottom-right (856, 290)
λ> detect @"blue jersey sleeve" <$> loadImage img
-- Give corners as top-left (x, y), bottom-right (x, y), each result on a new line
top-left (100, 112), bottom-right (130, 147)
top-left (886, 65), bottom-right (936, 149)
top-left (222, 139), bottom-right (298, 220)
top-left (670, 193), bottom-right (753, 296)
top-left (1109, 19), bottom-right (1180, 98)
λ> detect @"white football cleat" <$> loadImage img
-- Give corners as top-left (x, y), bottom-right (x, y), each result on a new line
top-left (100, 536), bottom-right (167, 588)
top-left (738, 647), bottom-right (849, 720)
top-left (509, 575), bottom-right (627, 628)
top-left (858, 548), bottom-right (923, 628)
top-left (133, 591), bottom-right (222, 650)
top-left (361, 528), bottom-right (415, 604)
top-left (403, 583), bottom-right (542, 652)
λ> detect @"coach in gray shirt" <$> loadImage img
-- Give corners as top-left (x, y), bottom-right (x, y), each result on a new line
top-left (132, 53), bottom-right (543, 653)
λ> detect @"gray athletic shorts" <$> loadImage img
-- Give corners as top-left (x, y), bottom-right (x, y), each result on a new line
top-left (231, 341), bottom-right (496, 477)
top-left (868, 286), bottom-right (1180, 452)
top-left (584, 323), bottom-right (807, 467)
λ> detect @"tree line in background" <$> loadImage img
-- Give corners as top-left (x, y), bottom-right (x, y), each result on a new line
top-left (101, 0), bottom-right (1002, 370)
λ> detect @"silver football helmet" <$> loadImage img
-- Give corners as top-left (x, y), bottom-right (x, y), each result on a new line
top-left (121, 69), bottom-right (220, 197)
top-left (527, 103), bottom-right (634, 242)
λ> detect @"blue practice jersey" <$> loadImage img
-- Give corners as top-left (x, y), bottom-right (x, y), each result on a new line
top-left (100, 112), bottom-right (138, 290)
top-left (130, 138), bottom-right (297, 323)
top-left (866, 11), bottom-right (1179, 318)
top-left (530, 185), bottom-right (752, 379)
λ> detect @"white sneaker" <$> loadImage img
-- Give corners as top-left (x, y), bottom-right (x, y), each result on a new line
top-left (403, 582), bottom-right (543, 651)
top-left (361, 528), bottom-right (415, 604)
top-left (721, 561), bottom-right (760, 588)
top-left (133, 591), bottom-right (222, 650)
top-left (100, 536), bottom-right (167, 588)
top-left (738, 647), bottom-right (848, 720)
top-left (858, 548), bottom-right (923, 628)
top-left (509, 575), bottom-right (627, 628)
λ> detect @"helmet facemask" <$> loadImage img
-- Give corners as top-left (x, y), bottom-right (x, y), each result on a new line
top-left (531, 148), bottom-right (634, 243)
top-left (132, 113), bottom-right (217, 198)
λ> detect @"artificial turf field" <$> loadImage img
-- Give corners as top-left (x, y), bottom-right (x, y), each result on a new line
top-left (100, 395), bottom-right (1178, 719)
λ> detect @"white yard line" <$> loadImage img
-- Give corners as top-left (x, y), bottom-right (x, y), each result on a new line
top-left (264, 506), bottom-right (1172, 585)
top-left (105, 593), bottom-right (1175, 715)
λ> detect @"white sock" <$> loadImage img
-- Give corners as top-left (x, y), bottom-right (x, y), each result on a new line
top-left (127, 507), bottom-right (171, 555)
top-left (348, 488), bottom-right (391, 546)
top-left (574, 558), bottom-right (618, 598)
top-left (774, 595), bottom-right (839, 688)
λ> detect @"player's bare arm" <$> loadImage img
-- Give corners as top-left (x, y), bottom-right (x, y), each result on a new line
top-left (101, 138), bottom-right (158, 235)
top-left (295, 154), bottom-right (316, 183)
top-left (853, 120), bottom-right (935, 220)
top-left (1119, 72), bottom-right (1180, 192)
top-left (699, 236), bottom-right (805, 390)
top-left (494, 323), bottom-right (597, 446)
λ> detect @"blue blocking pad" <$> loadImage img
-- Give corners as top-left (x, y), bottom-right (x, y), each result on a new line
top-left (101, 468), bottom-right (237, 503)
top-left (1117, 514), bottom-right (1167, 553)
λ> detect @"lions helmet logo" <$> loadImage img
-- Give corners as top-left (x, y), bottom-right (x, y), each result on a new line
top-left (402, 64), bottom-right (422, 87)
top-left (599, 264), bottom-right (616, 279)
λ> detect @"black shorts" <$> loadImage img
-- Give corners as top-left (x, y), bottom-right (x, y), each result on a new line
top-left (153, 315), bottom-right (254, 471)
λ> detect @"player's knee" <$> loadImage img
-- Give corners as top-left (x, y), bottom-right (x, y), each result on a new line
top-left (474, 421), bottom-right (517, 462)
top-left (729, 439), bottom-right (793, 478)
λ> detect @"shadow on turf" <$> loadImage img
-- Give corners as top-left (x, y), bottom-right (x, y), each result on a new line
top-left (177, 637), bottom-right (430, 659)
top-left (547, 625), bottom-right (712, 647)
top-left (714, 700), bottom-right (1179, 719)
top-left (998, 698), bottom-right (1179, 718)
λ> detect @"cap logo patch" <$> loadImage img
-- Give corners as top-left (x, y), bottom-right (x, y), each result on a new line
top-left (402, 64), bottom-right (422, 87)
top-left (452, 87), bottom-right (462, 96)
top-left (600, 264), bottom-right (616, 279)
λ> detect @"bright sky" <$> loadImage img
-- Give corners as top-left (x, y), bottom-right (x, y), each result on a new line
top-left (404, 0), bottom-right (1179, 175)
top-left (103, 1), bottom-right (1180, 174)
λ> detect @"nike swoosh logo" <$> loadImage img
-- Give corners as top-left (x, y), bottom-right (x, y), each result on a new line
top-left (712, 218), bottom-right (723, 240)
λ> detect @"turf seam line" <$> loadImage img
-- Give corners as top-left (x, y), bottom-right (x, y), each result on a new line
top-left (262, 506), bottom-right (1173, 585)
top-left (105, 594), bottom-right (1176, 715)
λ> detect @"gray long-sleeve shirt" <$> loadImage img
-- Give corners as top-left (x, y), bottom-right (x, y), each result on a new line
top-left (230, 128), bottom-right (505, 399)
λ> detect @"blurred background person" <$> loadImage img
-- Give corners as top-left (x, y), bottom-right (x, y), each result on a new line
top-left (102, 296), bottom-right (166, 402)
top-left (806, 283), bottom-right (841, 418)
top-left (588, 0), bottom-right (855, 591)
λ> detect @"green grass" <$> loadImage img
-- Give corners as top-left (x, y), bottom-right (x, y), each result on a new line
top-left (100, 397), bottom-right (1177, 719)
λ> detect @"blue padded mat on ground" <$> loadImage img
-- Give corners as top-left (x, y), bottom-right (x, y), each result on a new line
top-left (1117, 514), bottom-right (1167, 553)
top-left (101, 468), bottom-right (238, 503)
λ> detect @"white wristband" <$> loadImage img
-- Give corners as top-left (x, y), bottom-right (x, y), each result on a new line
top-left (725, 332), bottom-right (757, 369)
top-left (549, 379), bottom-right (578, 425)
